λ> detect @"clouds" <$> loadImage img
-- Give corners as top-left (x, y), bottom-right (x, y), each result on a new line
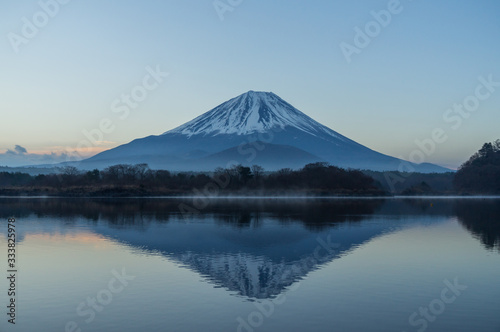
top-left (0, 145), bottom-right (71, 167)
top-left (6, 145), bottom-right (28, 155)
top-left (14, 145), bottom-right (27, 154)
top-left (0, 142), bottom-right (113, 168)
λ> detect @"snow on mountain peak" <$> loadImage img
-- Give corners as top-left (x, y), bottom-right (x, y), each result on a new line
top-left (164, 91), bottom-right (342, 139)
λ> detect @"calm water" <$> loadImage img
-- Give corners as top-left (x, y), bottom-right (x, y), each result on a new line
top-left (1, 197), bottom-right (499, 332)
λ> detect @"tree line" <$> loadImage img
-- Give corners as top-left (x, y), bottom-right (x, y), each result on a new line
top-left (454, 139), bottom-right (500, 194)
top-left (1, 140), bottom-right (498, 196)
top-left (0, 162), bottom-right (382, 196)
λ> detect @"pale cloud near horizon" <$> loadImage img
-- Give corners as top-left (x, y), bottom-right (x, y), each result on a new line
top-left (6, 145), bottom-right (28, 155)
top-left (0, 145), bottom-right (68, 167)
top-left (0, 145), bottom-right (106, 167)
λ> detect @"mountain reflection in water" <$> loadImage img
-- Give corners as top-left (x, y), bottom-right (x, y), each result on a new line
top-left (1, 197), bottom-right (498, 300)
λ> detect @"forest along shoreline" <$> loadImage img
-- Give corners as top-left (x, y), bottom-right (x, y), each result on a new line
top-left (0, 163), bottom-right (386, 197)
top-left (0, 140), bottom-right (499, 197)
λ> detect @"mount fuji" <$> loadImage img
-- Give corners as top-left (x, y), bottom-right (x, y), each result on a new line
top-left (77, 91), bottom-right (449, 172)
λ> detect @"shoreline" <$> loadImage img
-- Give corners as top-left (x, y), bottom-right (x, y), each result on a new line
top-left (0, 193), bottom-right (499, 200)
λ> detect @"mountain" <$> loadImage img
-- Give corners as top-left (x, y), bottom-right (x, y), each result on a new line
top-left (76, 91), bottom-right (450, 172)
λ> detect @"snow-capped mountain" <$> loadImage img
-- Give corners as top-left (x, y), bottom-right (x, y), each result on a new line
top-left (167, 91), bottom-right (344, 139)
top-left (78, 91), bottom-right (450, 172)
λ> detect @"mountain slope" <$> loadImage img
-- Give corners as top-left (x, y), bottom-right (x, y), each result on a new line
top-left (199, 142), bottom-right (325, 171)
top-left (167, 90), bottom-right (345, 139)
top-left (79, 91), bottom-right (450, 172)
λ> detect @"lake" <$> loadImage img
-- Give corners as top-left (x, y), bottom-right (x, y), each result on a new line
top-left (1, 197), bottom-right (499, 332)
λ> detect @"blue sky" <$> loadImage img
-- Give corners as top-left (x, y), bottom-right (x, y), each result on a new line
top-left (1, 0), bottom-right (499, 168)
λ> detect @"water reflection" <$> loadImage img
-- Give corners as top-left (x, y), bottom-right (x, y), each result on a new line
top-left (455, 199), bottom-right (500, 251)
top-left (1, 198), bottom-right (499, 300)
top-left (0, 198), bottom-right (384, 227)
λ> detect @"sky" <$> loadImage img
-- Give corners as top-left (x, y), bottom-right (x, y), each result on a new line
top-left (0, 0), bottom-right (499, 169)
